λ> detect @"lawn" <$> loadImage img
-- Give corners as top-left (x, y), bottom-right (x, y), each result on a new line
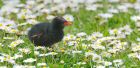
top-left (0, 0), bottom-right (140, 68)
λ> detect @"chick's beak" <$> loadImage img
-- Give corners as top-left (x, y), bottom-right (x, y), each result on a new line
top-left (64, 21), bottom-right (72, 26)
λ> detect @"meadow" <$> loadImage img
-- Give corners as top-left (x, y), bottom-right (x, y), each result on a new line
top-left (0, 0), bottom-right (140, 68)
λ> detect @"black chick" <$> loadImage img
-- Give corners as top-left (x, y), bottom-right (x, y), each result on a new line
top-left (28, 17), bottom-right (72, 47)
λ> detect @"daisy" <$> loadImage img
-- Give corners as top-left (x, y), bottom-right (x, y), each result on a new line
top-left (23, 58), bottom-right (36, 63)
top-left (0, 43), bottom-right (4, 47)
top-left (9, 39), bottom-right (24, 48)
top-left (98, 13), bottom-right (113, 19)
top-left (76, 32), bottom-right (87, 37)
top-left (113, 59), bottom-right (124, 66)
top-left (18, 48), bottom-right (31, 54)
top-left (102, 61), bottom-right (112, 66)
top-left (37, 63), bottom-right (47, 66)
top-left (60, 60), bottom-right (65, 64)
top-left (72, 51), bottom-right (82, 54)
top-left (63, 14), bottom-right (74, 22)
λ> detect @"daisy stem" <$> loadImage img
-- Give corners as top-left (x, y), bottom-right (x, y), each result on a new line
top-left (90, 60), bottom-right (93, 68)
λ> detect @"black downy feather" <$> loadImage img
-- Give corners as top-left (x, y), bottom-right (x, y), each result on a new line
top-left (28, 17), bottom-right (66, 47)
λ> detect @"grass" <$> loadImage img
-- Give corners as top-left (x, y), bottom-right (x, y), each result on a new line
top-left (0, 0), bottom-right (140, 68)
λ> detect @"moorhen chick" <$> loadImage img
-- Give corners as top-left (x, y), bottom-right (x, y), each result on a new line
top-left (28, 17), bottom-right (72, 47)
